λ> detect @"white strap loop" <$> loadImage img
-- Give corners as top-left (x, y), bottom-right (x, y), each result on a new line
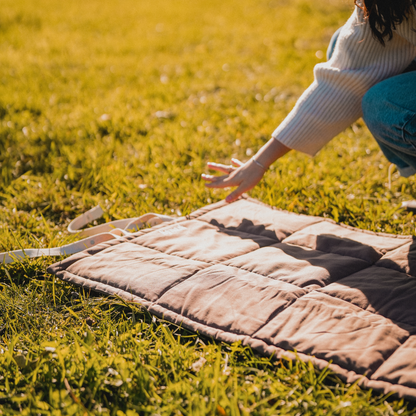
top-left (1, 206), bottom-right (176, 264)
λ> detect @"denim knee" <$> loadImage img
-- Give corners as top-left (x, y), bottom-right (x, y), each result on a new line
top-left (362, 72), bottom-right (416, 175)
top-left (362, 72), bottom-right (416, 140)
top-left (362, 85), bottom-right (384, 138)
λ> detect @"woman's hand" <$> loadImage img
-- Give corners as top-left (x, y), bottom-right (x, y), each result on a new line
top-left (201, 138), bottom-right (291, 203)
top-left (201, 158), bottom-right (266, 203)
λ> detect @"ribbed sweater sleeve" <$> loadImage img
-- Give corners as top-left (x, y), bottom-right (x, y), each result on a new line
top-left (272, 5), bottom-right (416, 156)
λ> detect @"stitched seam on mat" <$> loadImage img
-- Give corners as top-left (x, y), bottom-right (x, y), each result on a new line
top-left (378, 239), bottom-right (413, 253)
top-left (369, 334), bottom-right (412, 376)
top-left (131, 218), bottom-right (278, 254)
top-left (153, 301), bottom-right (265, 337)
top-left (249, 333), bottom-right (411, 378)
top-left (57, 268), bottom-right (207, 306)
top-left (282, 227), bottom-right (412, 246)
top-left (192, 200), bottom-right (326, 240)
top-left (196, 217), bottom-right (281, 242)
top-left (114, 242), bottom-right (226, 267)
top-left (95, 242), bottom-right (213, 268)
top-left (127, 242), bottom-right (315, 281)
top-left (154, 288), bottom-right (301, 337)
top-left (322, 222), bottom-right (413, 240)
top-left (243, 196), bottom-right (328, 222)
top-left (195, 214), bottom-right (412, 257)
top-left (241, 296), bottom-right (303, 337)
top-left (195, 196), bottom-right (414, 241)
top-left (280, 241), bottom-right (382, 264)
top-left (191, 204), bottom-right (412, 250)
top-left (314, 290), bottom-right (416, 331)
top-left (223, 240), bottom-right (376, 268)
top-left (248, 316), bottom-right (412, 377)
top-left (249, 286), bottom-right (314, 339)
top-left (152, 262), bottom-right (275, 301)
top-left (222, 261), bottom-right (373, 287)
top-left (250, 289), bottom-right (416, 339)
top-left (373, 261), bottom-right (416, 278)
top-left (56, 270), bottom-right (153, 304)
top-left (134, 237), bottom-right (277, 266)
top-left (208, 263), bottom-right (313, 292)
top-left (196, 216), bottom-right (327, 242)
top-left (152, 268), bottom-right (205, 300)
top-left (227, 196), bottom-right (414, 239)
top-left (60, 251), bottom-right (370, 303)
top-left (207, 227), bottom-right (278, 244)
top-left (188, 196), bottom-right (323, 224)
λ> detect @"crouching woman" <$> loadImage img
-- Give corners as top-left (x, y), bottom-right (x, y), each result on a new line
top-left (203, 0), bottom-right (416, 203)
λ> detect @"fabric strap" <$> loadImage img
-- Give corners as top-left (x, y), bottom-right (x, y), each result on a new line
top-left (0, 206), bottom-right (175, 264)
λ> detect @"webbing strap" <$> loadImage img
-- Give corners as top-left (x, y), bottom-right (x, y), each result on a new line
top-left (67, 206), bottom-right (174, 236)
top-left (0, 206), bottom-right (175, 264)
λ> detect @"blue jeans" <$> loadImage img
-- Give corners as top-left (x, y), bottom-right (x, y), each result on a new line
top-left (328, 29), bottom-right (416, 177)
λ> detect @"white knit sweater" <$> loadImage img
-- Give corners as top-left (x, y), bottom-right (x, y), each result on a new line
top-left (272, 4), bottom-right (416, 156)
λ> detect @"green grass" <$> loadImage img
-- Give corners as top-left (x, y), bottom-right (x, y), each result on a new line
top-left (1, 0), bottom-right (416, 413)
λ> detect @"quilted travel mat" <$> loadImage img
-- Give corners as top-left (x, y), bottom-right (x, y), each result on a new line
top-left (47, 197), bottom-right (416, 400)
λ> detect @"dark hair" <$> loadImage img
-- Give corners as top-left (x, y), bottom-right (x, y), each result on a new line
top-left (356, 0), bottom-right (416, 44)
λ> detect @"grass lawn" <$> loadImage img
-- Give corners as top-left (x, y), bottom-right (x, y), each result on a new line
top-left (1, 0), bottom-right (416, 414)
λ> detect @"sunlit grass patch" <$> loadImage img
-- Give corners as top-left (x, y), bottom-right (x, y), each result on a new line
top-left (0, 272), bottom-right (412, 415)
top-left (1, 0), bottom-right (415, 413)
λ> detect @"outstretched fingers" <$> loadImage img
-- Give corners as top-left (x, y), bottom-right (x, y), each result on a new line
top-left (202, 174), bottom-right (237, 188)
top-left (231, 158), bottom-right (244, 167)
top-left (203, 157), bottom-right (264, 203)
top-left (201, 173), bottom-right (224, 182)
top-left (206, 162), bottom-right (234, 174)
top-left (225, 182), bottom-right (253, 203)
top-left (202, 158), bottom-right (248, 195)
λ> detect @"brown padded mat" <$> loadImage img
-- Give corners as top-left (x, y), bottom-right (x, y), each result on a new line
top-left (48, 197), bottom-right (416, 399)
